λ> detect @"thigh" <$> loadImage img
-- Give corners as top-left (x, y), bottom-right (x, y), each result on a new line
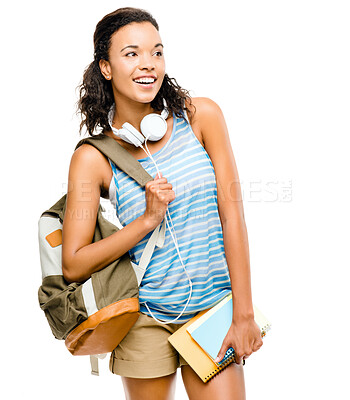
top-left (121, 372), bottom-right (177, 400)
top-left (181, 362), bottom-right (246, 400)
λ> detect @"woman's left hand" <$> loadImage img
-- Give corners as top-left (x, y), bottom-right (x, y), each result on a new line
top-left (214, 317), bottom-right (264, 365)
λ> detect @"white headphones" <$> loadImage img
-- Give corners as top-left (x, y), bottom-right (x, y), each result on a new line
top-left (108, 98), bottom-right (169, 147)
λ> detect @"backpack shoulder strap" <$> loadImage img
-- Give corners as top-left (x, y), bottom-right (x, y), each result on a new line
top-left (41, 134), bottom-right (155, 224)
top-left (75, 134), bottom-right (153, 188)
top-left (41, 194), bottom-right (67, 221)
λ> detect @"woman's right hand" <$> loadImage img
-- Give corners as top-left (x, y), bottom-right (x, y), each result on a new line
top-left (143, 171), bottom-right (175, 229)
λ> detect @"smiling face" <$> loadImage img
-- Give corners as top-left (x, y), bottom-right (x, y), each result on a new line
top-left (99, 21), bottom-right (166, 105)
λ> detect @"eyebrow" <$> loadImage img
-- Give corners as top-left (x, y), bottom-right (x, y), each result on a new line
top-left (120, 43), bottom-right (164, 52)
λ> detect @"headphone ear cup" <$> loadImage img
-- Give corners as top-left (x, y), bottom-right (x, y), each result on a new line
top-left (121, 122), bottom-right (145, 147)
top-left (140, 113), bottom-right (168, 141)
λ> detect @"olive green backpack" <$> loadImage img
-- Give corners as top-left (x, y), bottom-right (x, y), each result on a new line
top-left (38, 134), bottom-right (166, 374)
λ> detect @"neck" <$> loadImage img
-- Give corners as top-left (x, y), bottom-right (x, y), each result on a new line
top-left (112, 96), bottom-right (160, 131)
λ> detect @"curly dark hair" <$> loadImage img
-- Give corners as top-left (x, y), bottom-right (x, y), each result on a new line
top-left (76, 7), bottom-right (195, 136)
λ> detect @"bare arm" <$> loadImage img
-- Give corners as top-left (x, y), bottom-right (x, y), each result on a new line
top-left (192, 97), bottom-right (263, 363)
top-left (62, 144), bottom-right (174, 283)
top-left (193, 97), bottom-right (254, 316)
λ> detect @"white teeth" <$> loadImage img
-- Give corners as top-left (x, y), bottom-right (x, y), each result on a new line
top-left (134, 77), bottom-right (155, 84)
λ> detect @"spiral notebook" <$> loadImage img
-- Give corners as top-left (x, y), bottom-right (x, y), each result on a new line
top-left (168, 293), bottom-right (271, 383)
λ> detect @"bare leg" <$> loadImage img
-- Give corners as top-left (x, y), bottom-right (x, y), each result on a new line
top-left (121, 371), bottom-right (177, 400)
top-left (181, 363), bottom-right (246, 400)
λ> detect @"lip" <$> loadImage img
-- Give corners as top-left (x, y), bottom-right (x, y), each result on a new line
top-left (133, 75), bottom-right (157, 80)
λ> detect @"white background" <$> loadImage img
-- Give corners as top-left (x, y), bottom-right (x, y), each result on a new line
top-left (1, 0), bottom-right (349, 398)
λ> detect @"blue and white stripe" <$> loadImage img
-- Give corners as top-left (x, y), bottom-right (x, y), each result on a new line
top-left (109, 110), bottom-right (232, 323)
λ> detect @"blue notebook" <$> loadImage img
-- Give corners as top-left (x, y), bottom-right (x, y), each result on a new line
top-left (186, 292), bottom-right (271, 364)
top-left (187, 293), bottom-right (233, 363)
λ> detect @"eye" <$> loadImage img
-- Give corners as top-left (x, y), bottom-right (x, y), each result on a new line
top-left (126, 52), bottom-right (137, 57)
top-left (154, 51), bottom-right (163, 56)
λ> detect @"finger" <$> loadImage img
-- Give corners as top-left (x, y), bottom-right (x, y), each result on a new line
top-left (163, 191), bottom-right (176, 204)
top-left (214, 344), bottom-right (229, 363)
top-left (156, 189), bottom-right (174, 198)
top-left (146, 178), bottom-right (166, 191)
top-left (234, 349), bottom-right (246, 365)
top-left (235, 355), bottom-right (243, 365)
top-left (156, 183), bottom-right (173, 190)
top-left (253, 339), bottom-right (263, 352)
top-left (154, 171), bottom-right (162, 179)
top-left (148, 179), bottom-right (167, 190)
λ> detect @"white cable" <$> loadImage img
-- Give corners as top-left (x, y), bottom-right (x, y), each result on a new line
top-left (138, 140), bottom-right (193, 324)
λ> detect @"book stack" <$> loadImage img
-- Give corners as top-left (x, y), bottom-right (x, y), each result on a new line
top-left (168, 292), bottom-right (271, 383)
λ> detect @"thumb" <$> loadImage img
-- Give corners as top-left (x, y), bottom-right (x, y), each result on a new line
top-left (154, 171), bottom-right (162, 179)
top-left (214, 342), bottom-right (230, 364)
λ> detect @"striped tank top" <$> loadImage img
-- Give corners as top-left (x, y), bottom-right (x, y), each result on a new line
top-left (108, 110), bottom-right (232, 323)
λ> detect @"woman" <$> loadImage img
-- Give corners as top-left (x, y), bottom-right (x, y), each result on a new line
top-left (62, 7), bottom-right (263, 400)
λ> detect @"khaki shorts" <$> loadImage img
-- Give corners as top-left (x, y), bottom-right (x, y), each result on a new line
top-left (109, 312), bottom-right (189, 379)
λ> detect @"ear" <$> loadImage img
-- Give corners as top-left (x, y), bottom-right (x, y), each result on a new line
top-left (99, 59), bottom-right (112, 80)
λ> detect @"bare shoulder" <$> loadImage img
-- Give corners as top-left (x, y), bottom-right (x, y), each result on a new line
top-left (184, 97), bottom-right (225, 146)
top-left (185, 97), bottom-right (222, 124)
top-left (192, 96), bottom-right (221, 111)
top-left (69, 143), bottom-right (112, 195)
top-left (185, 96), bottom-right (222, 115)
top-left (71, 142), bottom-right (105, 164)
top-left (70, 143), bottom-right (101, 176)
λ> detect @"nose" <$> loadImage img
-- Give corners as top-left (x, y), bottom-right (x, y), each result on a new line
top-left (139, 52), bottom-right (155, 71)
